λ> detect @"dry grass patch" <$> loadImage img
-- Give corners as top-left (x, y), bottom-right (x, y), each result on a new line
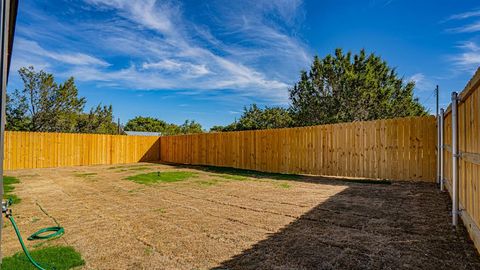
top-left (73, 172), bottom-right (97, 178)
top-left (2, 163), bottom-right (479, 269)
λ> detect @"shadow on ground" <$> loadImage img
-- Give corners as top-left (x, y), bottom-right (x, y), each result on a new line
top-left (210, 181), bottom-right (480, 270)
top-left (158, 162), bottom-right (392, 185)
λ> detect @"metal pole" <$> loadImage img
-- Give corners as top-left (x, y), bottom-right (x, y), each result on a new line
top-left (437, 111), bottom-right (441, 185)
top-left (436, 85), bottom-right (440, 185)
top-left (451, 92), bottom-right (459, 226)
top-left (440, 108), bottom-right (445, 192)
top-left (0, 0), bottom-right (10, 262)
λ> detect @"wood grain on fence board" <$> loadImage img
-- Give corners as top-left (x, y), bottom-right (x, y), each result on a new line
top-left (160, 116), bottom-right (436, 182)
top-left (4, 131), bottom-right (160, 170)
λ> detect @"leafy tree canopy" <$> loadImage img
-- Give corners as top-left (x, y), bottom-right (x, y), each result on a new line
top-left (6, 66), bottom-right (118, 134)
top-left (212, 49), bottom-right (427, 132)
top-left (179, 120), bottom-right (203, 134)
top-left (289, 49), bottom-right (427, 126)
top-left (76, 105), bottom-right (118, 134)
top-left (124, 116), bottom-right (167, 132)
top-left (210, 104), bottom-right (293, 132)
top-left (124, 117), bottom-right (203, 135)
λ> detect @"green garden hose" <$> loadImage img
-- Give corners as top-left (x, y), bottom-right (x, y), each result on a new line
top-left (27, 226), bottom-right (64, 241)
top-left (6, 209), bottom-right (64, 270)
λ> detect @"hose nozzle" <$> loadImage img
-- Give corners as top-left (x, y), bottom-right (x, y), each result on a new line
top-left (2, 198), bottom-right (12, 217)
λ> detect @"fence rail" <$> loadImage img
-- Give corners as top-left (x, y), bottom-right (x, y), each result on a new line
top-left (4, 131), bottom-right (160, 170)
top-left (442, 67), bottom-right (480, 253)
top-left (160, 116), bottom-right (436, 181)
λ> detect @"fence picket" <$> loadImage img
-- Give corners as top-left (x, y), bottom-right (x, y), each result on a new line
top-left (161, 116), bottom-right (435, 181)
top-left (4, 132), bottom-right (160, 170)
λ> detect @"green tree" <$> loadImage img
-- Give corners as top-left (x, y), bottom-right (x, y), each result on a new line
top-left (179, 120), bottom-right (203, 134)
top-left (13, 66), bottom-right (86, 132)
top-left (124, 117), bottom-right (203, 135)
top-left (124, 116), bottom-right (168, 132)
top-left (289, 49), bottom-right (427, 126)
top-left (162, 123), bottom-right (182, 135)
top-left (209, 125), bottom-right (227, 132)
top-left (76, 105), bottom-right (118, 134)
top-left (6, 93), bottom-right (31, 131)
top-left (237, 104), bottom-right (293, 130)
top-left (7, 66), bottom-right (118, 133)
top-left (211, 104), bottom-right (293, 132)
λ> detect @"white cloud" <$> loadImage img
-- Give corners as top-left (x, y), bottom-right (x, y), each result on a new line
top-left (15, 38), bottom-right (109, 66)
top-left (83, 0), bottom-right (304, 101)
top-left (450, 41), bottom-right (480, 72)
top-left (86, 0), bottom-right (178, 35)
top-left (448, 21), bottom-right (480, 33)
top-left (409, 73), bottom-right (425, 85)
top-left (142, 60), bottom-right (183, 71)
top-left (188, 64), bottom-right (210, 77)
top-left (447, 10), bottom-right (480, 21)
top-left (11, 0), bottom-right (310, 103)
top-left (444, 9), bottom-right (480, 74)
top-left (142, 59), bottom-right (210, 77)
top-left (445, 8), bottom-right (480, 33)
top-left (409, 73), bottom-right (434, 92)
top-left (457, 41), bottom-right (480, 51)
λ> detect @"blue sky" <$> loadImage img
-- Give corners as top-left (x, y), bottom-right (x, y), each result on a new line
top-left (8, 0), bottom-right (480, 129)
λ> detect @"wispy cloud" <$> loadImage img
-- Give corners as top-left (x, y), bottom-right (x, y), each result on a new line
top-left (448, 21), bottom-right (480, 33)
top-left (444, 9), bottom-right (480, 73)
top-left (446, 9), bottom-right (480, 21)
top-left (444, 8), bottom-right (480, 33)
top-left (409, 73), bottom-right (435, 92)
top-left (142, 60), bottom-right (210, 77)
top-left (450, 41), bottom-right (480, 71)
top-left (11, 0), bottom-right (310, 103)
top-left (16, 38), bottom-right (109, 66)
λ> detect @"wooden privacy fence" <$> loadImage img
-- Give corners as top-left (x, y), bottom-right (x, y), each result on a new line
top-left (442, 68), bottom-right (480, 252)
top-left (4, 131), bottom-right (160, 170)
top-left (160, 116), bottom-right (436, 181)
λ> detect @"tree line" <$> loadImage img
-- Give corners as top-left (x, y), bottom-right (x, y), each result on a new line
top-left (6, 66), bottom-right (204, 135)
top-left (7, 49), bottom-right (428, 134)
top-left (210, 49), bottom-right (427, 132)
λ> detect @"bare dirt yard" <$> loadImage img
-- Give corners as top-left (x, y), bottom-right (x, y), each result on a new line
top-left (2, 162), bottom-right (480, 269)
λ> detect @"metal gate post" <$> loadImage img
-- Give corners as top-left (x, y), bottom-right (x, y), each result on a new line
top-left (437, 110), bottom-right (441, 185)
top-left (440, 108), bottom-right (445, 192)
top-left (451, 92), bottom-right (459, 227)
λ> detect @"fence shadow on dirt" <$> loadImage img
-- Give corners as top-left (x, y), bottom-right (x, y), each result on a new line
top-left (156, 162), bottom-right (394, 187)
top-left (211, 181), bottom-right (480, 270)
